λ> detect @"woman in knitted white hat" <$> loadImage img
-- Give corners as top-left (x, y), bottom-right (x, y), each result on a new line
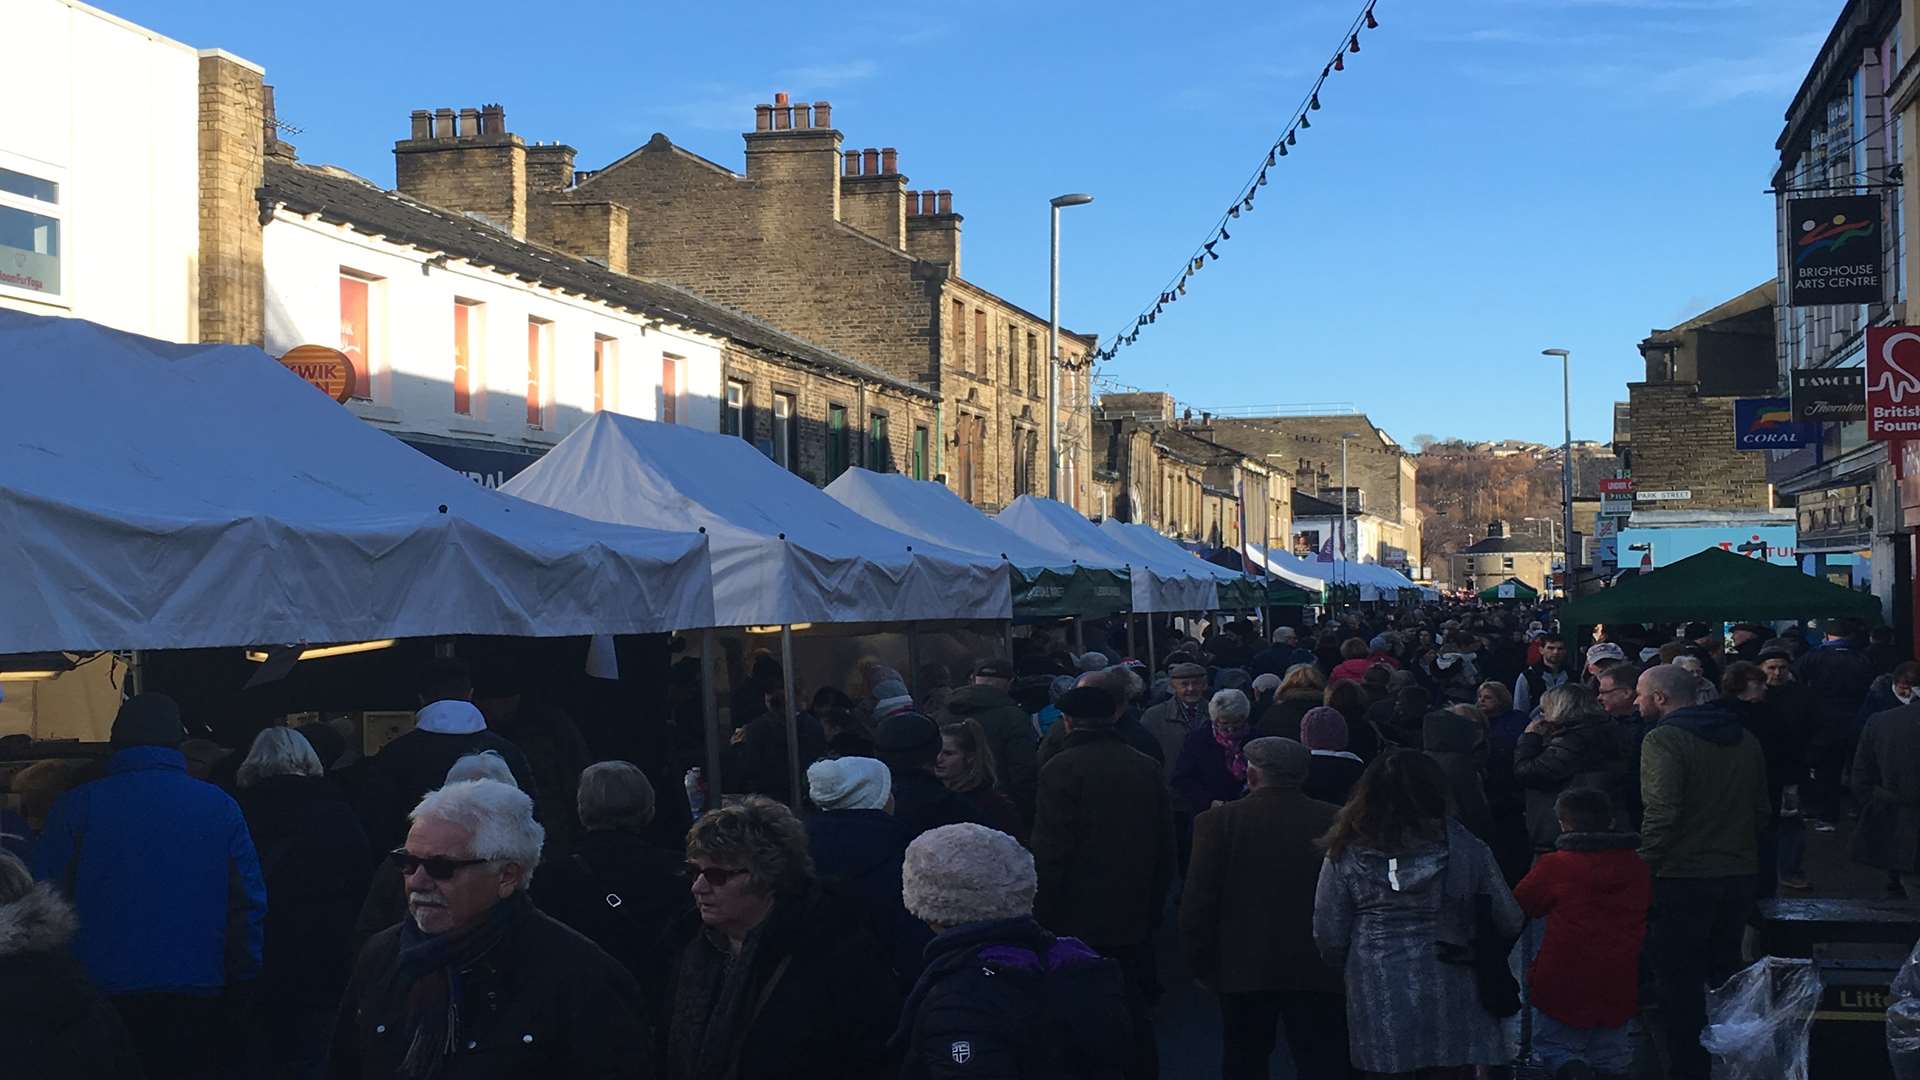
top-left (891, 824), bottom-right (1142, 1077)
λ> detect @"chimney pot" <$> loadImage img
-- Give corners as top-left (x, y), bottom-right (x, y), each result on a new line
top-left (457, 107), bottom-right (479, 139)
top-left (794, 103), bottom-right (812, 128)
top-left (410, 109), bottom-right (432, 140)
top-left (937, 189), bottom-right (953, 215)
top-left (880, 147), bottom-right (898, 174)
top-left (774, 91), bottom-right (790, 106)
top-left (844, 150), bottom-right (861, 176)
top-left (481, 103), bottom-right (505, 135)
top-left (906, 191), bottom-right (921, 215)
top-left (754, 104), bottom-right (772, 131)
top-left (434, 107), bottom-right (455, 138)
top-left (773, 103), bottom-right (792, 130)
top-left (862, 148), bottom-right (880, 175)
top-left (813, 101), bottom-right (831, 127)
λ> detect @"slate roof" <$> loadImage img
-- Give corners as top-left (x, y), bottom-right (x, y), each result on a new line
top-left (260, 161), bottom-right (933, 400)
top-left (1459, 534), bottom-right (1555, 555)
top-left (1291, 490), bottom-right (1347, 518)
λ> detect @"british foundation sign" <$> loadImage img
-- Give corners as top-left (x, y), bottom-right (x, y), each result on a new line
top-left (278, 344), bottom-right (356, 403)
top-left (1867, 326), bottom-right (1920, 441)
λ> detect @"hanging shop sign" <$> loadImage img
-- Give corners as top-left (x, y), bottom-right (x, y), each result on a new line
top-left (1786, 195), bottom-right (1883, 306)
top-left (1791, 367), bottom-right (1867, 423)
top-left (1598, 477), bottom-right (1634, 515)
top-left (1733, 397), bottom-right (1818, 450)
top-left (1866, 326), bottom-right (1920, 441)
top-left (277, 344), bottom-right (356, 403)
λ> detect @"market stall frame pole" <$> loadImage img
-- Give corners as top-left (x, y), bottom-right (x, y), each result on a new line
top-left (1145, 616), bottom-right (1157, 675)
top-left (781, 625), bottom-right (801, 814)
top-left (701, 630), bottom-right (721, 805)
top-left (906, 624), bottom-right (921, 699)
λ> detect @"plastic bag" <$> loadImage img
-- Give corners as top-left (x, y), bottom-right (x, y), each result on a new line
top-left (1701, 956), bottom-right (1820, 1080)
top-left (1889, 939), bottom-right (1920, 1080)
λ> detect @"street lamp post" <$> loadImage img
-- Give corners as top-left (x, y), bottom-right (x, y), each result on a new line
top-left (1339, 431), bottom-right (1361, 593)
top-left (1048, 193), bottom-right (1094, 501)
top-left (1543, 348), bottom-right (1574, 596)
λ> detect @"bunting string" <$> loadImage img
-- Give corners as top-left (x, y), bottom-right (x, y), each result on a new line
top-left (1075, 0), bottom-right (1383, 370)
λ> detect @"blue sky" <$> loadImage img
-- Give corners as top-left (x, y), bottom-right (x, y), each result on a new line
top-left (115, 0), bottom-right (1830, 446)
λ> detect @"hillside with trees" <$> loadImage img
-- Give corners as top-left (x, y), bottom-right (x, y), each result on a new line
top-left (1416, 439), bottom-right (1563, 576)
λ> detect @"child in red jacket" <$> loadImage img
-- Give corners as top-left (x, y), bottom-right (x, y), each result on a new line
top-left (1514, 787), bottom-right (1651, 1080)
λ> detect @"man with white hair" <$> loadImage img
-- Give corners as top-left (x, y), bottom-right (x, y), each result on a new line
top-left (1635, 664), bottom-right (1770, 1080)
top-left (332, 779), bottom-right (649, 1078)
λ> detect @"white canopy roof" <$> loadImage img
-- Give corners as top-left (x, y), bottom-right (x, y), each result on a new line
top-left (1252, 545), bottom-right (1417, 601)
top-left (824, 468), bottom-right (1124, 575)
top-left (1242, 544), bottom-right (1329, 593)
top-left (502, 414), bottom-right (1011, 627)
top-left (995, 496), bottom-right (1217, 612)
top-left (1098, 520), bottom-right (1252, 592)
top-left (0, 311), bottom-right (715, 652)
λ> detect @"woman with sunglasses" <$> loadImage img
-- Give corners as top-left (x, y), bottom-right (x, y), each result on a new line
top-left (331, 777), bottom-right (651, 1079)
top-left (667, 796), bottom-right (899, 1080)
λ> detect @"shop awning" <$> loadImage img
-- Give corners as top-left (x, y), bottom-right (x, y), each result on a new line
top-left (824, 469), bottom-right (1129, 619)
top-left (1558, 547), bottom-right (1881, 626)
top-left (502, 413), bottom-right (1011, 627)
top-left (0, 310), bottom-right (715, 652)
top-left (995, 496), bottom-right (1218, 613)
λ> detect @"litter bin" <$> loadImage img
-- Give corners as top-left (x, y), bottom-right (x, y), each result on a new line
top-left (1758, 899), bottom-right (1920, 1080)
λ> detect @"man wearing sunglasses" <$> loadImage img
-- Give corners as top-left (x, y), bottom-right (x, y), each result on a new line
top-left (332, 778), bottom-right (650, 1078)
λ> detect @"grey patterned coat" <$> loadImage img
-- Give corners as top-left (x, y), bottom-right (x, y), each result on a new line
top-left (1312, 819), bottom-right (1524, 1074)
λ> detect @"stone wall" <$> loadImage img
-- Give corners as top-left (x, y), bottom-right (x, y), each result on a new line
top-left (1625, 381), bottom-right (1772, 510)
top-left (197, 52), bottom-right (265, 345)
top-left (719, 343), bottom-right (936, 487)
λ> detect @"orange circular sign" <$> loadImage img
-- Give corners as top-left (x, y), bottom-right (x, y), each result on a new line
top-left (278, 344), bottom-right (357, 403)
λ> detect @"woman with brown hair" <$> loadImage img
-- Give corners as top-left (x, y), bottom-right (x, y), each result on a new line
top-left (936, 719), bottom-right (1023, 842)
top-left (1313, 750), bottom-right (1523, 1078)
top-left (1256, 664), bottom-right (1327, 742)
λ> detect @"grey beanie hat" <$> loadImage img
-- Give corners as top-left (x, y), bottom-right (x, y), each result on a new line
top-left (901, 823), bottom-right (1036, 927)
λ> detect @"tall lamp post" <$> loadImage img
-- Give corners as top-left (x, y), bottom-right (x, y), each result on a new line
top-left (1339, 431), bottom-right (1362, 593)
top-left (1543, 348), bottom-right (1574, 597)
top-left (1048, 193), bottom-right (1094, 501)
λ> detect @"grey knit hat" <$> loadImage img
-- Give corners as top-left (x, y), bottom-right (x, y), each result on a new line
top-left (901, 823), bottom-right (1036, 927)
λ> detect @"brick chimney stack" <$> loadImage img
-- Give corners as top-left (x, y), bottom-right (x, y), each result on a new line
top-left (841, 144), bottom-right (908, 248)
top-left (906, 186), bottom-right (961, 275)
top-left (744, 90), bottom-right (842, 221)
top-left (394, 102), bottom-right (528, 239)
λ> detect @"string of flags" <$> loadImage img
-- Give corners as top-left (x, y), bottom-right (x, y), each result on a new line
top-left (1074, 0), bottom-right (1382, 370)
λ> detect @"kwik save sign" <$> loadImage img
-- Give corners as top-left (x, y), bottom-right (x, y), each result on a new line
top-left (1868, 326), bottom-right (1920, 441)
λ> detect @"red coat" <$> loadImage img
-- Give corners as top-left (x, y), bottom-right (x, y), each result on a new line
top-left (1329, 654), bottom-right (1398, 684)
top-left (1512, 837), bottom-right (1651, 1028)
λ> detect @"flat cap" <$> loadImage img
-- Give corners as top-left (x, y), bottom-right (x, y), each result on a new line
top-left (1167, 662), bottom-right (1207, 679)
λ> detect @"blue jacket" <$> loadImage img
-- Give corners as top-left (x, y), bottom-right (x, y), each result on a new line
top-left (32, 746), bottom-right (266, 995)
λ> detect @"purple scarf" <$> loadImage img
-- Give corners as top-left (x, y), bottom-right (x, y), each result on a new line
top-left (1213, 722), bottom-right (1248, 781)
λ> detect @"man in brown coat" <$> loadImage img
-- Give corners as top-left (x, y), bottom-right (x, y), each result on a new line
top-left (1180, 737), bottom-right (1347, 1080)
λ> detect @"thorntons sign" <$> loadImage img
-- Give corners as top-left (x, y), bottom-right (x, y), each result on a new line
top-left (1786, 195), bottom-right (1884, 306)
top-left (1791, 367), bottom-right (1866, 423)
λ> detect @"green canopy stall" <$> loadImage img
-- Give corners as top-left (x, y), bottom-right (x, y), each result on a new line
top-left (1558, 548), bottom-right (1881, 627)
top-left (1478, 577), bottom-right (1539, 603)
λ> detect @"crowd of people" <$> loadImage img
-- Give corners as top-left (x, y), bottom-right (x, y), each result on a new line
top-left (0, 606), bottom-right (1910, 1079)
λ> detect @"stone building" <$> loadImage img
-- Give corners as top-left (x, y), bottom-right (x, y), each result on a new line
top-left (1091, 392), bottom-right (1290, 556)
top-left (1452, 521), bottom-right (1556, 597)
top-left (1, 0), bottom-right (263, 344)
top-left (1203, 413), bottom-right (1421, 571)
top-left (443, 92), bottom-right (1098, 513)
top-left (1626, 285), bottom-right (1777, 512)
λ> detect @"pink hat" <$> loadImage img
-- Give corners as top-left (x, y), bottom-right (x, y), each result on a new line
top-left (1300, 706), bottom-right (1349, 752)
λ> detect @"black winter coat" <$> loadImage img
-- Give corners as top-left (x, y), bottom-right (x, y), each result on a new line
top-left (1303, 752), bottom-right (1365, 807)
top-left (1255, 690), bottom-right (1324, 742)
top-left (236, 774), bottom-right (373, 1009)
top-left (529, 828), bottom-right (692, 1018)
top-left (333, 899), bottom-right (651, 1080)
top-left (666, 889), bottom-right (898, 1080)
top-left (1794, 641), bottom-right (1876, 743)
top-left (361, 726), bottom-right (537, 851)
top-left (804, 809), bottom-right (928, 986)
top-left (0, 884), bottom-right (144, 1079)
top-left (891, 917), bottom-right (1142, 1080)
top-left (889, 768), bottom-right (989, 839)
top-left (729, 710), bottom-right (826, 806)
top-left (1032, 729), bottom-right (1175, 951)
top-left (1513, 715), bottom-right (1629, 852)
top-left (1422, 711), bottom-right (1494, 845)
top-left (941, 684), bottom-right (1042, 823)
